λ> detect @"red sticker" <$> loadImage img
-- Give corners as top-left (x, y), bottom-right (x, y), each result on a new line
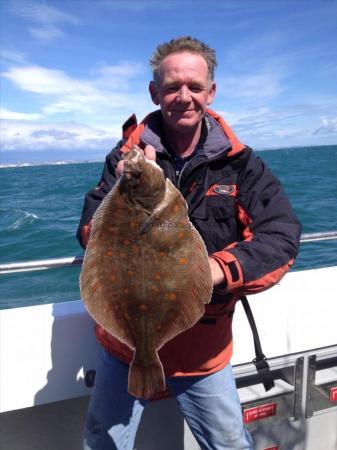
top-left (330, 386), bottom-right (337, 403)
top-left (243, 402), bottom-right (277, 423)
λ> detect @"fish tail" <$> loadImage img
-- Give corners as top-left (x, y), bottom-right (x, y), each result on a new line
top-left (128, 351), bottom-right (165, 398)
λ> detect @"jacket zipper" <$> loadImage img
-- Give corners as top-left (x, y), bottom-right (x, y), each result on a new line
top-left (176, 149), bottom-right (234, 191)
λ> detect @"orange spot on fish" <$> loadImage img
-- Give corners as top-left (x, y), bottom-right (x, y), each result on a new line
top-left (154, 273), bottom-right (161, 280)
top-left (123, 239), bottom-right (131, 245)
top-left (127, 270), bottom-right (134, 276)
top-left (179, 258), bottom-right (188, 265)
top-left (168, 293), bottom-right (177, 301)
top-left (173, 204), bottom-right (180, 212)
top-left (159, 251), bottom-right (166, 257)
top-left (123, 288), bottom-right (129, 294)
top-left (138, 304), bottom-right (147, 311)
top-left (106, 250), bottom-right (113, 256)
top-left (110, 274), bottom-right (116, 282)
top-left (178, 232), bottom-right (185, 239)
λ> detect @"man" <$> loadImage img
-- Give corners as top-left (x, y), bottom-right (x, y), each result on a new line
top-left (77, 36), bottom-right (301, 450)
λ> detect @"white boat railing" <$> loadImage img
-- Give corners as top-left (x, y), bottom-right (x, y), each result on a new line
top-left (0, 231), bottom-right (337, 275)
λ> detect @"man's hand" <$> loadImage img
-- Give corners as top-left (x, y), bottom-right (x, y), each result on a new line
top-left (209, 257), bottom-right (225, 286)
top-left (116, 145), bottom-right (156, 179)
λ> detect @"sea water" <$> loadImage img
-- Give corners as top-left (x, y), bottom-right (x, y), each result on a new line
top-left (1, 145), bottom-right (337, 309)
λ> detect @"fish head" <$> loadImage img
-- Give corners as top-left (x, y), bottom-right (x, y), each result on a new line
top-left (119, 145), bottom-right (166, 209)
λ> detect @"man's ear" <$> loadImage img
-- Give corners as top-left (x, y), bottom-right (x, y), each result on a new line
top-left (149, 81), bottom-right (160, 105)
top-left (207, 81), bottom-right (216, 105)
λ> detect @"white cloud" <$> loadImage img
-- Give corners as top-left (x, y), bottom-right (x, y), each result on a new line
top-left (217, 71), bottom-right (284, 102)
top-left (94, 61), bottom-right (146, 89)
top-left (0, 108), bottom-right (43, 121)
top-left (0, 59), bottom-right (157, 152)
top-left (3, 65), bottom-right (92, 95)
top-left (2, 63), bottom-right (152, 120)
top-left (10, 0), bottom-right (78, 41)
top-left (12, 0), bottom-right (78, 24)
top-left (213, 105), bottom-right (337, 149)
top-left (28, 24), bottom-right (64, 41)
top-left (0, 49), bottom-right (28, 65)
top-left (313, 117), bottom-right (337, 135)
top-left (0, 119), bottom-right (116, 152)
top-left (99, 0), bottom-right (173, 12)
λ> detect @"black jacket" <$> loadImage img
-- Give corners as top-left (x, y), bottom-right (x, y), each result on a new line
top-left (77, 110), bottom-right (301, 300)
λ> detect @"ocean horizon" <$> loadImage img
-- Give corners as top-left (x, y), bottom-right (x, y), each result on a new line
top-left (2, 144), bottom-right (336, 169)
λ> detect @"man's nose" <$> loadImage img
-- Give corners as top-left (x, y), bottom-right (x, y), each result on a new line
top-left (176, 85), bottom-right (191, 103)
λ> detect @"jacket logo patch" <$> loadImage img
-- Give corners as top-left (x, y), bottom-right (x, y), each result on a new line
top-left (214, 185), bottom-right (235, 195)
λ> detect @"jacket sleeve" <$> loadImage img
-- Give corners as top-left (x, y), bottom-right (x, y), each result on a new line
top-left (211, 148), bottom-right (302, 294)
top-left (76, 142), bottom-right (123, 249)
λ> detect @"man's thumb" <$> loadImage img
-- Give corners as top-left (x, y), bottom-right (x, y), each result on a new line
top-left (144, 144), bottom-right (156, 161)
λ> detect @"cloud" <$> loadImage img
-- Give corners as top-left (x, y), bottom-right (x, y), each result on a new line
top-left (31, 129), bottom-right (78, 140)
top-left (217, 71), bottom-right (285, 103)
top-left (313, 117), bottom-right (337, 136)
top-left (215, 104), bottom-right (337, 149)
top-left (28, 24), bottom-right (64, 41)
top-left (10, 0), bottom-right (78, 41)
top-left (94, 61), bottom-right (146, 89)
top-left (2, 62), bottom-right (152, 120)
top-left (0, 59), bottom-right (155, 152)
top-left (0, 119), bottom-right (116, 152)
top-left (1, 108), bottom-right (43, 121)
top-left (3, 65), bottom-right (90, 95)
top-left (0, 49), bottom-right (28, 65)
top-left (98, 0), bottom-right (173, 12)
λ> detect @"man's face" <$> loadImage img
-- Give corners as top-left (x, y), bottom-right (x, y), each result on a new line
top-left (149, 52), bottom-right (216, 134)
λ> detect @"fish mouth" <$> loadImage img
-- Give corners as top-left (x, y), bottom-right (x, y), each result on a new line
top-left (122, 168), bottom-right (142, 181)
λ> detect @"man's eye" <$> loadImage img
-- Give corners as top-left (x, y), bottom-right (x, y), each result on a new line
top-left (190, 86), bottom-right (203, 92)
top-left (166, 86), bottom-right (178, 93)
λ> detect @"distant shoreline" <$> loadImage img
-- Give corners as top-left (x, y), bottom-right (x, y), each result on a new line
top-left (1, 144), bottom-right (336, 169)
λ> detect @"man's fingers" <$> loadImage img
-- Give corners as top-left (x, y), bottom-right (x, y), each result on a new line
top-left (116, 160), bottom-right (125, 179)
top-left (144, 144), bottom-right (156, 161)
top-left (117, 145), bottom-right (156, 179)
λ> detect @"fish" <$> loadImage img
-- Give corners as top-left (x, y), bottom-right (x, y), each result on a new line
top-left (80, 145), bottom-right (213, 398)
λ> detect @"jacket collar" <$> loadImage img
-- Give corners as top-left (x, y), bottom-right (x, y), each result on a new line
top-left (120, 108), bottom-right (244, 159)
top-left (139, 110), bottom-right (232, 160)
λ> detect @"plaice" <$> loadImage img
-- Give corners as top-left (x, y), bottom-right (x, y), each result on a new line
top-left (80, 145), bottom-right (213, 398)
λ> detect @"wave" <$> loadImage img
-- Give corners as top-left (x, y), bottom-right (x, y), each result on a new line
top-left (7, 209), bottom-right (40, 230)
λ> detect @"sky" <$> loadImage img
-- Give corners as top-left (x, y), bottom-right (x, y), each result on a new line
top-left (1, 0), bottom-right (337, 163)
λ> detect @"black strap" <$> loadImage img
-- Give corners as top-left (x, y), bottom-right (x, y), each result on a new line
top-left (240, 295), bottom-right (275, 391)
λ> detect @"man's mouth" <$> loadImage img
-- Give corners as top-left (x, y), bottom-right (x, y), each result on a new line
top-left (172, 109), bottom-right (195, 114)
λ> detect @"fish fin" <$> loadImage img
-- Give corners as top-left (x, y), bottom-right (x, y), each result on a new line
top-left (139, 178), bottom-right (185, 235)
top-left (138, 214), bottom-right (157, 235)
top-left (128, 350), bottom-right (166, 398)
top-left (138, 201), bottom-right (166, 235)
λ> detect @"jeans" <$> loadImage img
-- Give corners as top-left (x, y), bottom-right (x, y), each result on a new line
top-left (84, 348), bottom-right (254, 450)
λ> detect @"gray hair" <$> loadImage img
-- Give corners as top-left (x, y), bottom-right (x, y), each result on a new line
top-left (150, 36), bottom-right (217, 82)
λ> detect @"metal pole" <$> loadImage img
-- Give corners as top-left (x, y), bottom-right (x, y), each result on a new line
top-left (0, 231), bottom-right (336, 275)
top-left (0, 256), bottom-right (83, 274)
top-left (300, 231), bottom-right (337, 243)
